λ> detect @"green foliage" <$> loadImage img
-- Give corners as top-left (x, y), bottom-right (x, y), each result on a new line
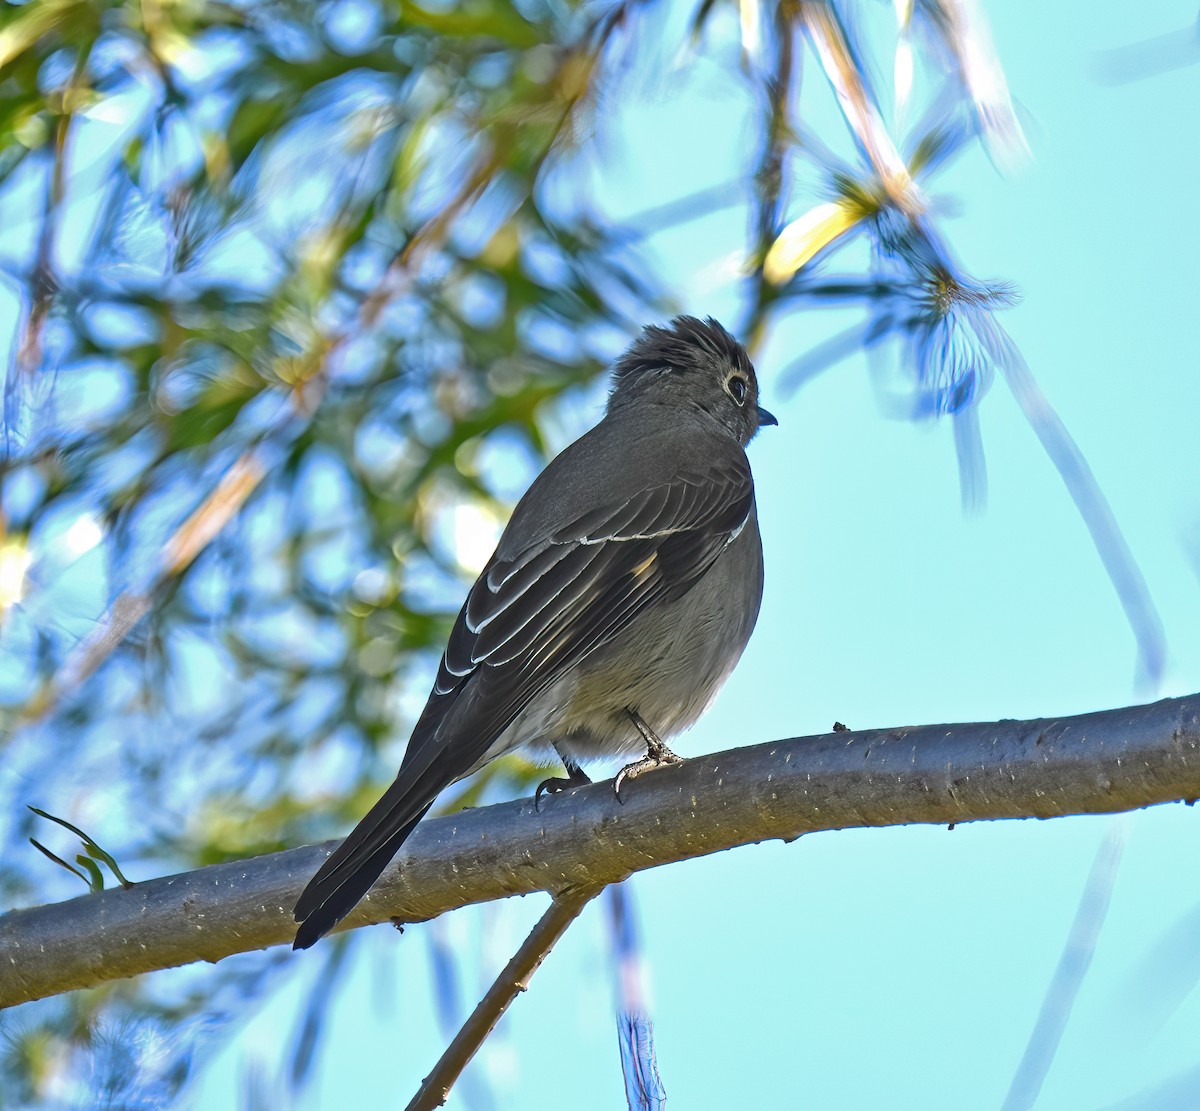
top-left (0, 0), bottom-right (658, 1100)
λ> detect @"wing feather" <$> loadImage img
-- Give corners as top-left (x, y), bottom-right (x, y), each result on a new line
top-left (294, 439), bottom-right (756, 946)
top-left (423, 458), bottom-right (752, 749)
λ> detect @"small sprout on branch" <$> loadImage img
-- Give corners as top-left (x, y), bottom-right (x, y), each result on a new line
top-left (27, 806), bottom-right (134, 891)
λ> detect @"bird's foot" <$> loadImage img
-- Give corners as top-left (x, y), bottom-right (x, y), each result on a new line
top-left (534, 764), bottom-right (592, 811)
top-left (615, 711), bottom-right (682, 802)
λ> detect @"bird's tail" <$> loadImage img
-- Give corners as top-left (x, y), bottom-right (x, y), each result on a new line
top-left (292, 776), bottom-right (437, 950)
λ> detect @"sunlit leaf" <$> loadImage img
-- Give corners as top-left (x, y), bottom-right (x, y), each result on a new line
top-left (763, 199), bottom-right (867, 283)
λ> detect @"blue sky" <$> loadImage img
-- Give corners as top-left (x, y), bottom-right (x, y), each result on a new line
top-left (180, 0), bottom-right (1200, 1107)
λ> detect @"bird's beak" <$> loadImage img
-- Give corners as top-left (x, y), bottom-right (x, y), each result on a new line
top-left (757, 405), bottom-right (779, 428)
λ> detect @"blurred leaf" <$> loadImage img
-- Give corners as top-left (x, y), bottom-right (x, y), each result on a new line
top-left (763, 198), bottom-right (869, 284)
top-left (396, 0), bottom-right (542, 48)
top-left (225, 97), bottom-right (290, 170)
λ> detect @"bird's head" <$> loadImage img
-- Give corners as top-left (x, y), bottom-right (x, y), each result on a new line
top-left (607, 315), bottom-right (777, 446)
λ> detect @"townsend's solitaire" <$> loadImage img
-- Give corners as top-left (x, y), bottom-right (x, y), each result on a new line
top-left (293, 315), bottom-right (775, 949)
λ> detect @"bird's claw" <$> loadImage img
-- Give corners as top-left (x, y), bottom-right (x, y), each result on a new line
top-left (613, 744), bottom-right (682, 803)
top-left (534, 766), bottom-right (591, 812)
top-left (615, 708), bottom-right (683, 803)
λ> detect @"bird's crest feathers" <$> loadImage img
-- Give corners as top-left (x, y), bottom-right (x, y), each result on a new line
top-left (610, 315), bottom-right (754, 394)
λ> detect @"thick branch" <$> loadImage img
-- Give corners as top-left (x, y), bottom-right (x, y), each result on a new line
top-left (3, 694), bottom-right (1199, 1009)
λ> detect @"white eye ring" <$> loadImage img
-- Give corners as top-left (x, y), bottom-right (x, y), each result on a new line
top-left (727, 376), bottom-right (748, 405)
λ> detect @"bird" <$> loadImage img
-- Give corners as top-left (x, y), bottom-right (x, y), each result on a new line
top-left (293, 315), bottom-right (776, 950)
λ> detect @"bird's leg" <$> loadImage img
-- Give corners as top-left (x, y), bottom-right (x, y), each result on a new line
top-left (534, 742), bottom-right (593, 811)
top-left (614, 709), bottom-right (683, 801)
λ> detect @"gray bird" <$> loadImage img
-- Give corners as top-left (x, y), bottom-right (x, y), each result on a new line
top-left (293, 315), bottom-right (775, 949)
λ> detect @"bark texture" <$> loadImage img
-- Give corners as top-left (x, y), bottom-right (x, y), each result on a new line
top-left (2, 694), bottom-right (1198, 1008)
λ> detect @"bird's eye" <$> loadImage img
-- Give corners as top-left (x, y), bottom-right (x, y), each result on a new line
top-left (727, 376), bottom-right (747, 405)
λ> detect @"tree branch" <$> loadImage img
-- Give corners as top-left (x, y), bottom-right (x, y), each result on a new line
top-left (3, 694), bottom-right (1199, 1009)
top-left (406, 883), bottom-right (604, 1111)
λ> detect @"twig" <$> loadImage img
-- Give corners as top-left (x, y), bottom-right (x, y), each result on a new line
top-left (606, 884), bottom-right (666, 1110)
top-left (994, 336), bottom-right (1166, 685)
top-left (926, 0), bottom-right (1030, 172)
top-left (1000, 817), bottom-right (1129, 1111)
top-left (798, 2), bottom-right (922, 214)
top-left (14, 46), bottom-right (84, 377)
top-left (742, 0), bottom-right (798, 351)
top-left (406, 884), bottom-right (604, 1111)
top-left (20, 450), bottom-right (269, 725)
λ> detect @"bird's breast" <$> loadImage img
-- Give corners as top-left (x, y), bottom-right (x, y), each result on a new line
top-left (527, 515), bottom-right (765, 763)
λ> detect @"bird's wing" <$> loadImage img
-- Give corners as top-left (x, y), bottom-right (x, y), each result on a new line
top-left (406, 447), bottom-right (754, 774)
top-left (293, 441), bottom-right (753, 946)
